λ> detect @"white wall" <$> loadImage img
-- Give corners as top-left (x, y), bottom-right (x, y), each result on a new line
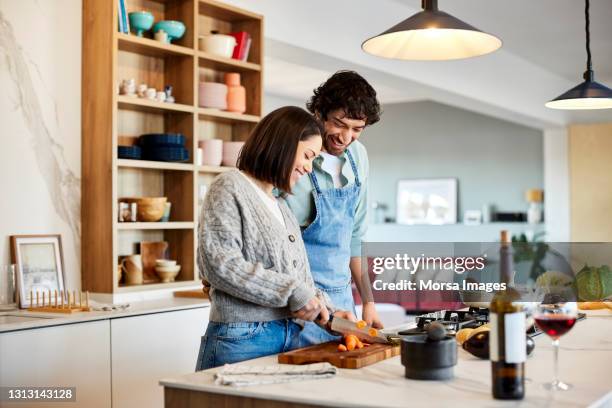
top-left (0, 0), bottom-right (81, 288)
top-left (543, 128), bottom-right (570, 241)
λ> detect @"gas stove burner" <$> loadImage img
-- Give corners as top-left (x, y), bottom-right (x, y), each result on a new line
top-left (397, 308), bottom-right (491, 337)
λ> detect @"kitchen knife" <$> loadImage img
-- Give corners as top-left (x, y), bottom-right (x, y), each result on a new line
top-left (327, 315), bottom-right (390, 344)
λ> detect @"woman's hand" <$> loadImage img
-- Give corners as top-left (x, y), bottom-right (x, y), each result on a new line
top-left (201, 279), bottom-right (211, 297)
top-left (292, 297), bottom-right (324, 322)
top-left (362, 302), bottom-right (384, 328)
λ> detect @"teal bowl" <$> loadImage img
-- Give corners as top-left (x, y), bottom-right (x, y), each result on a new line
top-left (129, 11), bottom-right (154, 37)
top-left (153, 20), bottom-right (186, 44)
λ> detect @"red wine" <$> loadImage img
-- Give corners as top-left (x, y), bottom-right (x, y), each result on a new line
top-left (535, 315), bottom-right (576, 339)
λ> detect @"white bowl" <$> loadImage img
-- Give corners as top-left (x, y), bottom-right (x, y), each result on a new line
top-left (155, 259), bottom-right (177, 267)
top-left (199, 34), bottom-right (236, 58)
top-left (155, 265), bottom-right (181, 283)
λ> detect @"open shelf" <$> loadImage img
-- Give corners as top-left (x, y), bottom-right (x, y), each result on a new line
top-left (117, 280), bottom-right (199, 293)
top-left (117, 159), bottom-right (194, 171)
top-left (198, 108), bottom-right (259, 123)
top-left (116, 222), bottom-right (195, 230)
top-left (198, 51), bottom-right (261, 72)
top-left (117, 95), bottom-right (195, 114)
top-left (117, 33), bottom-right (195, 57)
top-left (198, 165), bottom-right (233, 173)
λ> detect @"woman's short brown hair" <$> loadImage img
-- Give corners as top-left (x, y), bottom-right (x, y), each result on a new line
top-left (237, 106), bottom-right (324, 193)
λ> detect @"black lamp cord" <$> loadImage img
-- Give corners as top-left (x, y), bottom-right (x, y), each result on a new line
top-left (584, 0), bottom-right (594, 81)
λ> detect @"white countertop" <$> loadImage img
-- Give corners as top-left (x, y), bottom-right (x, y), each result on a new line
top-left (0, 297), bottom-right (210, 333)
top-left (160, 310), bottom-right (612, 408)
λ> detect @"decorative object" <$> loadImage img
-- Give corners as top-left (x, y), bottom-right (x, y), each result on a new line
top-left (121, 254), bottom-right (143, 285)
top-left (199, 82), bottom-right (228, 110)
top-left (117, 264), bottom-right (123, 284)
top-left (118, 201), bottom-right (137, 222)
top-left (161, 202), bottom-right (172, 222)
top-left (463, 210), bottom-right (483, 225)
top-left (222, 141), bottom-right (245, 167)
top-left (155, 259), bottom-right (177, 267)
top-left (546, 0), bottom-right (612, 110)
top-left (154, 29), bottom-right (168, 43)
top-left (229, 31), bottom-right (251, 61)
top-left (525, 189), bottom-right (544, 224)
top-left (155, 91), bottom-right (166, 103)
top-left (120, 79), bottom-right (136, 96)
top-left (396, 178), bottom-right (457, 225)
top-left (153, 20), bottom-right (185, 44)
top-left (225, 73), bottom-right (246, 113)
top-left (10, 235), bottom-right (65, 309)
top-left (199, 139), bottom-right (223, 166)
top-left (128, 11), bottom-right (154, 37)
top-left (140, 241), bottom-right (169, 283)
top-left (155, 264), bottom-right (181, 283)
top-left (25, 289), bottom-right (91, 313)
top-left (137, 83), bottom-right (148, 97)
top-left (121, 197), bottom-right (167, 222)
top-left (0, 265), bottom-right (17, 310)
top-left (361, 0), bottom-right (501, 61)
top-left (145, 87), bottom-right (157, 100)
top-left (164, 85), bottom-right (175, 103)
top-left (198, 32), bottom-right (237, 58)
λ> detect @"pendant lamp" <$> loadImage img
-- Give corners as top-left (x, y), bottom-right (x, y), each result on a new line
top-left (546, 0), bottom-right (612, 110)
top-left (361, 0), bottom-right (502, 61)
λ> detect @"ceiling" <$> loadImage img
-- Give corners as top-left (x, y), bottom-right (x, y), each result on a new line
top-left (226, 0), bottom-right (612, 128)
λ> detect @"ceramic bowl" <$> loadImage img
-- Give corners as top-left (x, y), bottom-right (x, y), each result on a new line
top-left (198, 139), bottom-right (223, 166)
top-left (222, 141), bottom-right (245, 167)
top-left (155, 259), bottom-right (177, 267)
top-left (121, 197), bottom-right (167, 222)
top-left (155, 265), bottom-right (181, 283)
top-left (129, 12), bottom-right (154, 37)
top-left (153, 20), bottom-right (185, 43)
top-left (198, 34), bottom-right (236, 58)
top-left (198, 82), bottom-right (228, 110)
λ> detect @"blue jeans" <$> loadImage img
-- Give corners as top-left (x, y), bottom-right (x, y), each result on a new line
top-left (195, 319), bottom-right (302, 371)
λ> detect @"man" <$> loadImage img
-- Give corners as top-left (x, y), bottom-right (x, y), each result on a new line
top-left (285, 70), bottom-right (383, 346)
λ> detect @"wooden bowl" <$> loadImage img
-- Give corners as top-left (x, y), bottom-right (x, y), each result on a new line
top-left (122, 197), bottom-right (168, 222)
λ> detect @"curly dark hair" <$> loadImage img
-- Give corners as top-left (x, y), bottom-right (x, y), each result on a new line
top-left (306, 70), bottom-right (381, 126)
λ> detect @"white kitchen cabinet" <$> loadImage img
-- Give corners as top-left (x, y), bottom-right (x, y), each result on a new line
top-left (0, 320), bottom-right (112, 408)
top-left (110, 307), bottom-right (210, 408)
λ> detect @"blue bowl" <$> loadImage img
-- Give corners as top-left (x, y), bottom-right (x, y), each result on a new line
top-left (129, 11), bottom-right (154, 37)
top-left (153, 20), bottom-right (186, 44)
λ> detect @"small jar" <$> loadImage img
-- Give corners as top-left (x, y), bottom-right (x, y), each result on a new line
top-left (225, 73), bottom-right (246, 114)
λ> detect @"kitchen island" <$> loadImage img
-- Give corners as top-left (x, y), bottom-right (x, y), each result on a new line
top-left (161, 310), bottom-right (612, 408)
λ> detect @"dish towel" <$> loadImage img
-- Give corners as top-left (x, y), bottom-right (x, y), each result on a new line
top-left (214, 362), bottom-right (337, 387)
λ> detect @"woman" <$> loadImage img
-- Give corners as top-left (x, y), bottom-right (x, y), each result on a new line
top-left (196, 106), bottom-right (355, 371)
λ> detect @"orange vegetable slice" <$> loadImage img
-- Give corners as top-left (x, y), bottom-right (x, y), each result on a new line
top-left (368, 328), bottom-right (378, 337)
top-left (337, 344), bottom-right (347, 352)
top-left (345, 334), bottom-right (358, 351)
top-left (356, 320), bottom-right (367, 329)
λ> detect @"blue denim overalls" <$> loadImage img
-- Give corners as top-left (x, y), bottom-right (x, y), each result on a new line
top-left (298, 149), bottom-right (361, 347)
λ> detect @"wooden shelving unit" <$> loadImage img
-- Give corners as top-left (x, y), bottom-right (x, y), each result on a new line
top-left (82, 0), bottom-right (263, 297)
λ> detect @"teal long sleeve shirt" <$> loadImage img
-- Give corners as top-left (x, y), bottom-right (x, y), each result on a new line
top-left (284, 141), bottom-right (369, 257)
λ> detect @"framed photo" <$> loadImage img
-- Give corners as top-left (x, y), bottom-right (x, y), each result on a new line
top-left (10, 235), bottom-right (65, 308)
top-left (396, 178), bottom-right (458, 225)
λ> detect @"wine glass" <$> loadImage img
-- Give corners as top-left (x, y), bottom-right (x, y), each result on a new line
top-left (533, 301), bottom-right (578, 391)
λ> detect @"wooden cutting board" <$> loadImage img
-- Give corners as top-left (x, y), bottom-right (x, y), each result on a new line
top-left (278, 341), bottom-right (400, 369)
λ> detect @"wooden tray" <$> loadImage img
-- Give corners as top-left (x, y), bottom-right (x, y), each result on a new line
top-left (278, 341), bottom-right (400, 369)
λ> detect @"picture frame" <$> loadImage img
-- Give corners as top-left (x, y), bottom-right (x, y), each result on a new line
top-left (10, 235), bottom-right (65, 309)
top-left (396, 178), bottom-right (458, 225)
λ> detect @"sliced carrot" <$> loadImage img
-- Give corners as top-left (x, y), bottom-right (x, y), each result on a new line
top-left (356, 339), bottom-right (364, 349)
top-left (337, 344), bottom-right (348, 352)
top-left (356, 320), bottom-right (367, 329)
top-left (368, 328), bottom-right (378, 337)
top-left (345, 334), bottom-right (358, 351)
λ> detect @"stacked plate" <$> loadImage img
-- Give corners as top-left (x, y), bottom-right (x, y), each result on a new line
top-left (118, 145), bottom-right (142, 160)
top-left (199, 82), bottom-right (228, 110)
top-left (139, 133), bottom-right (189, 162)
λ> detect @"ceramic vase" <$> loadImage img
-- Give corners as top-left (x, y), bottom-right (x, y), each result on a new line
top-left (225, 73), bottom-right (246, 114)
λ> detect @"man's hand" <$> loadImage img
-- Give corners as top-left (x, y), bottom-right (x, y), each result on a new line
top-left (201, 279), bottom-right (211, 297)
top-left (332, 310), bottom-right (357, 322)
top-left (292, 297), bottom-right (323, 322)
top-left (362, 302), bottom-right (384, 328)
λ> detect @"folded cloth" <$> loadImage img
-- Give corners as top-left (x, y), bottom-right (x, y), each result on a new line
top-left (214, 362), bottom-right (337, 387)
